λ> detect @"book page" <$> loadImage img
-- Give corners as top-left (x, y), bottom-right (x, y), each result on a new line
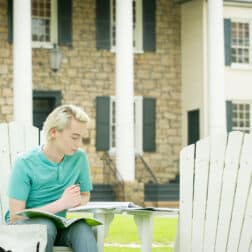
top-left (69, 201), bottom-right (178, 214)
top-left (69, 201), bottom-right (139, 211)
top-left (17, 209), bottom-right (102, 228)
top-left (126, 207), bottom-right (179, 213)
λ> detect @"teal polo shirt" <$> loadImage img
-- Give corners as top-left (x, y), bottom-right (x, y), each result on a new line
top-left (6, 146), bottom-right (92, 222)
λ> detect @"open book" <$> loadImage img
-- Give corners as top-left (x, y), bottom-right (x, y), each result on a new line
top-left (69, 201), bottom-right (139, 211)
top-left (69, 201), bottom-right (179, 214)
top-left (17, 209), bottom-right (103, 229)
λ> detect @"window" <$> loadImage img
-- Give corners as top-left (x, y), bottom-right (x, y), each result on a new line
top-left (32, 0), bottom-right (58, 48)
top-left (33, 90), bottom-right (61, 131)
top-left (110, 0), bottom-right (143, 52)
top-left (231, 20), bottom-right (250, 65)
top-left (96, 0), bottom-right (155, 52)
top-left (232, 102), bottom-right (251, 133)
top-left (96, 96), bottom-right (155, 153)
top-left (8, 0), bottom-right (72, 46)
top-left (109, 96), bottom-right (143, 154)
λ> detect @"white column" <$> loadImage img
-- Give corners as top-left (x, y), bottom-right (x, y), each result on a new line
top-left (115, 0), bottom-right (135, 181)
top-left (13, 0), bottom-right (33, 125)
top-left (207, 0), bottom-right (226, 136)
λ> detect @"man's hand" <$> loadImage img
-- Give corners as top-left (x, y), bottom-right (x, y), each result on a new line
top-left (59, 185), bottom-right (81, 209)
top-left (9, 185), bottom-right (89, 219)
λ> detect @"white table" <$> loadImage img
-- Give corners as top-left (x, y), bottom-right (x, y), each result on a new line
top-left (70, 207), bottom-right (178, 252)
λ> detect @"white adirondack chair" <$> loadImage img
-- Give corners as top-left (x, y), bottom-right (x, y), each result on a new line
top-left (177, 131), bottom-right (252, 252)
top-left (0, 122), bottom-right (72, 252)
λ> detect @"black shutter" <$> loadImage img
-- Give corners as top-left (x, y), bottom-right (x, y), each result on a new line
top-left (96, 96), bottom-right (110, 151)
top-left (7, 0), bottom-right (13, 43)
top-left (187, 109), bottom-right (200, 145)
top-left (224, 19), bottom-right (232, 66)
top-left (58, 0), bottom-right (72, 46)
top-left (174, 0), bottom-right (192, 3)
top-left (96, 0), bottom-right (110, 50)
top-left (143, 97), bottom-right (156, 152)
top-left (226, 100), bottom-right (233, 132)
top-left (143, 0), bottom-right (156, 52)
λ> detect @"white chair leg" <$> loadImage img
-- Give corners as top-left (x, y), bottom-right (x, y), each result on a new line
top-left (94, 212), bottom-right (114, 252)
top-left (134, 214), bottom-right (154, 252)
top-left (173, 218), bottom-right (180, 252)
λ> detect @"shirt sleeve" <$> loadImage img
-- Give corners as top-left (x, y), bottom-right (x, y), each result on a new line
top-left (78, 151), bottom-right (93, 192)
top-left (8, 157), bottom-right (31, 201)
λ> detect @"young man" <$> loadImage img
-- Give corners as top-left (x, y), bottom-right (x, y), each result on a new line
top-left (6, 105), bottom-right (98, 252)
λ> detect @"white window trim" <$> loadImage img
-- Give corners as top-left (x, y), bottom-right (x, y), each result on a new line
top-left (110, 0), bottom-right (143, 54)
top-left (32, 0), bottom-right (58, 49)
top-left (109, 96), bottom-right (116, 155)
top-left (108, 96), bottom-right (143, 156)
top-left (134, 96), bottom-right (143, 155)
top-left (230, 18), bottom-right (252, 68)
top-left (230, 63), bottom-right (252, 70)
top-left (224, 1), bottom-right (252, 8)
top-left (110, 0), bottom-right (115, 52)
top-left (134, 0), bottom-right (143, 53)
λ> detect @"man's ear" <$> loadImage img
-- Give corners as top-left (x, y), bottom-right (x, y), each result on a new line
top-left (49, 128), bottom-right (56, 138)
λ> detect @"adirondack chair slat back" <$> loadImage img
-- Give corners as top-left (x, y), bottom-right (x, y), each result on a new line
top-left (179, 131), bottom-right (252, 252)
top-left (0, 122), bottom-right (39, 224)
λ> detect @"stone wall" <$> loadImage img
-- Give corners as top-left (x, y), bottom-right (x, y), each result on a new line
top-left (0, 0), bottom-right (13, 122)
top-left (0, 0), bottom-right (181, 185)
top-left (114, 181), bottom-right (145, 206)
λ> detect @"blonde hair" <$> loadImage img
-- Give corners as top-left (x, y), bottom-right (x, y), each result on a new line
top-left (42, 104), bottom-right (89, 142)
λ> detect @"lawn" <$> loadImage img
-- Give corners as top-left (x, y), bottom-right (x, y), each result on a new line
top-left (68, 213), bottom-right (178, 251)
top-left (104, 214), bottom-right (177, 252)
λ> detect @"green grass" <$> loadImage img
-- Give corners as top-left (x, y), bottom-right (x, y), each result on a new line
top-left (153, 216), bottom-right (177, 243)
top-left (104, 214), bottom-right (177, 252)
top-left (105, 215), bottom-right (177, 244)
top-left (67, 213), bottom-right (178, 252)
top-left (105, 215), bottom-right (138, 243)
top-left (104, 248), bottom-right (172, 252)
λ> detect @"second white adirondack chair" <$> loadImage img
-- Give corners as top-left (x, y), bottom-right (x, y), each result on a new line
top-left (0, 122), bottom-right (72, 252)
top-left (177, 131), bottom-right (252, 252)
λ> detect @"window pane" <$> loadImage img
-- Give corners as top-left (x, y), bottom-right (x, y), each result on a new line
top-left (232, 102), bottom-right (251, 132)
top-left (111, 0), bottom-right (138, 49)
top-left (32, 19), bottom-right (50, 42)
top-left (32, 0), bottom-right (51, 42)
top-left (231, 21), bottom-right (250, 64)
top-left (111, 100), bottom-right (116, 148)
top-left (112, 0), bottom-right (116, 47)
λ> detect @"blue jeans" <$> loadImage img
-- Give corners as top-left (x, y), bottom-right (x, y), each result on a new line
top-left (15, 218), bottom-right (98, 252)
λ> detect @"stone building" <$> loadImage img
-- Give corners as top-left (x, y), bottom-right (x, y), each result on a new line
top-left (1, 0), bottom-right (250, 205)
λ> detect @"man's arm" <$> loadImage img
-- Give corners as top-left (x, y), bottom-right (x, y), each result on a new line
top-left (9, 198), bottom-right (26, 223)
top-left (9, 197), bottom-right (68, 224)
top-left (9, 185), bottom-right (82, 223)
top-left (80, 191), bottom-right (90, 206)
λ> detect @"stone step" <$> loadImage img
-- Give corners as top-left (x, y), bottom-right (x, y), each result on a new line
top-left (144, 183), bottom-right (179, 201)
top-left (144, 201), bottom-right (179, 208)
top-left (91, 184), bottom-right (116, 201)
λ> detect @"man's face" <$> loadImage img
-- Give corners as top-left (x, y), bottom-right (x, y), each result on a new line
top-left (54, 118), bottom-right (86, 155)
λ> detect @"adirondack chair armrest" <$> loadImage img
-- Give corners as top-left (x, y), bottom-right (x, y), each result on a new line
top-left (0, 224), bottom-right (47, 251)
